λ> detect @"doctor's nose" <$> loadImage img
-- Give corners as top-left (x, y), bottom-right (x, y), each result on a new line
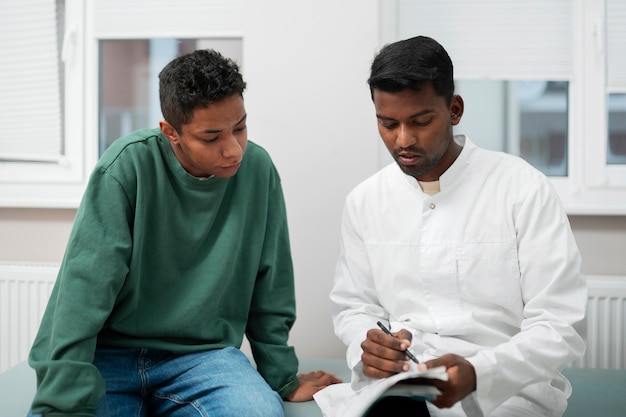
top-left (396, 125), bottom-right (417, 148)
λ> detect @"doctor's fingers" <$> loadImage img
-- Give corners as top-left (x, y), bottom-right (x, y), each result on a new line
top-left (361, 350), bottom-right (409, 379)
top-left (428, 378), bottom-right (471, 409)
top-left (361, 336), bottom-right (409, 362)
top-left (365, 328), bottom-right (412, 353)
top-left (394, 328), bottom-right (413, 342)
top-left (425, 354), bottom-right (477, 408)
top-left (361, 336), bottom-right (411, 378)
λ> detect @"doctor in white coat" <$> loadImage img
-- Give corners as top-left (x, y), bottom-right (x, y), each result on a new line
top-left (322, 35), bottom-right (587, 417)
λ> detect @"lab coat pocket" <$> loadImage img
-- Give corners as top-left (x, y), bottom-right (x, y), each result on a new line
top-left (456, 242), bottom-right (522, 308)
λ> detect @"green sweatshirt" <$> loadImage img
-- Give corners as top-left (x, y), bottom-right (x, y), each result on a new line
top-left (28, 128), bottom-right (299, 416)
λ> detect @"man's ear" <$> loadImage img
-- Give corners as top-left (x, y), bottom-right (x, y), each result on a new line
top-left (159, 120), bottom-right (179, 144)
top-left (449, 95), bottom-right (464, 126)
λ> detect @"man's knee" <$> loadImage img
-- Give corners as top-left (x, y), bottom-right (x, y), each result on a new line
top-left (233, 384), bottom-right (284, 417)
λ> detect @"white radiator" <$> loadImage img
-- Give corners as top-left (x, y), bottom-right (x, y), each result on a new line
top-left (0, 262), bottom-right (59, 372)
top-left (572, 275), bottom-right (626, 369)
top-left (0, 263), bottom-right (625, 372)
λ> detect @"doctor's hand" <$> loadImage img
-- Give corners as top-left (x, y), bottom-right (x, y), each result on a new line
top-left (361, 326), bottom-right (415, 379)
top-left (422, 353), bottom-right (477, 409)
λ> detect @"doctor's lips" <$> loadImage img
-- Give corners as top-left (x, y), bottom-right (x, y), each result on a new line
top-left (395, 152), bottom-right (421, 164)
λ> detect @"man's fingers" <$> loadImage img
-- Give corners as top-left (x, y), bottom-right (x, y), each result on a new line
top-left (362, 362), bottom-right (399, 379)
top-left (297, 371), bottom-right (342, 387)
top-left (424, 353), bottom-right (462, 369)
top-left (363, 329), bottom-right (411, 360)
top-left (395, 328), bottom-right (413, 341)
top-left (360, 326), bottom-right (416, 379)
top-left (361, 350), bottom-right (410, 378)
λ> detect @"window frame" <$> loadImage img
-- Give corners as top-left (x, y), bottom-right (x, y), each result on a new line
top-left (380, 0), bottom-right (626, 215)
top-left (0, 0), bottom-right (244, 208)
top-left (1, 0), bottom-right (624, 214)
top-left (0, 0), bottom-right (89, 208)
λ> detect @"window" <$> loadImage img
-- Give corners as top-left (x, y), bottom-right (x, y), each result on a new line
top-left (607, 0), bottom-right (626, 165)
top-left (99, 38), bottom-right (242, 155)
top-left (455, 80), bottom-right (569, 177)
top-left (0, 0), bottom-right (86, 207)
top-left (382, 0), bottom-right (626, 214)
top-left (0, 0), bottom-right (63, 160)
top-left (0, 0), bottom-right (243, 207)
top-left (608, 94), bottom-right (626, 164)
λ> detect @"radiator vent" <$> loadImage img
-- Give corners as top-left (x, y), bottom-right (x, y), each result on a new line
top-left (571, 275), bottom-right (626, 369)
top-left (0, 262), bottom-right (59, 372)
top-left (0, 262), bottom-right (624, 372)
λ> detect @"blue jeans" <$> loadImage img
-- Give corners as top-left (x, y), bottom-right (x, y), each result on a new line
top-left (30, 346), bottom-right (284, 417)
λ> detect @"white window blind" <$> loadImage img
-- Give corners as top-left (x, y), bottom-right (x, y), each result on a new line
top-left (396, 0), bottom-right (573, 80)
top-left (607, 0), bottom-right (626, 92)
top-left (93, 0), bottom-right (244, 38)
top-left (0, 0), bottom-right (62, 161)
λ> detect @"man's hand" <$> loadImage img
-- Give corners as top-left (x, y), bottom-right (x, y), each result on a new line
top-left (422, 353), bottom-right (477, 409)
top-left (284, 370), bottom-right (343, 402)
top-left (361, 326), bottom-right (415, 379)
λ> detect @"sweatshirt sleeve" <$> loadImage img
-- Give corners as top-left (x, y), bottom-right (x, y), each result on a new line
top-left (28, 168), bottom-right (134, 416)
top-left (244, 166), bottom-right (300, 399)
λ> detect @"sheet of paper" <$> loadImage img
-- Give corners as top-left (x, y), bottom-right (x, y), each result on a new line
top-left (314, 365), bottom-right (448, 417)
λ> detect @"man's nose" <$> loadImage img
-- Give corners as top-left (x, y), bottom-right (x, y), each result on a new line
top-left (396, 125), bottom-right (416, 148)
top-left (222, 134), bottom-right (243, 159)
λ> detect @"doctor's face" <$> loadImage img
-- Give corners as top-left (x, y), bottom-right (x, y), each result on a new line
top-left (373, 84), bottom-right (463, 181)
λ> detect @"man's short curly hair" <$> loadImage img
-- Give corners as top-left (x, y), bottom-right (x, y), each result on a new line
top-left (159, 49), bottom-right (246, 133)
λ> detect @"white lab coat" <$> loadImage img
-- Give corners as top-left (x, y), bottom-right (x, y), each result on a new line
top-left (324, 135), bottom-right (587, 417)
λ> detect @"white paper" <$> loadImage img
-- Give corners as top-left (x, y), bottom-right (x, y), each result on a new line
top-left (314, 365), bottom-right (448, 417)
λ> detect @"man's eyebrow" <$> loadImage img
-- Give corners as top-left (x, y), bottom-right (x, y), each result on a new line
top-left (236, 114), bottom-right (248, 125)
top-left (376, 110), bottom-right (434, 120)
top-left (201, 114), bottom-right (247, 134)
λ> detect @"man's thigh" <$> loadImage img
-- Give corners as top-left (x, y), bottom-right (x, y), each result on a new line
top-left (94, 346), bottom-right (284, 417)
top-left (93, 347), bottom-right (147, 417)
top-left (149, 347), bottom-right (283, 417)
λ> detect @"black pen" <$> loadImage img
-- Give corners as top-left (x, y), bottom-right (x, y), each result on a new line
top-left (376, 321), bottom-right (420, 364)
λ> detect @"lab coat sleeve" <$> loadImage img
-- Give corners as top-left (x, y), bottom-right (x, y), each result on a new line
top-left (331, 198), bottom-right (387, 371)
top-left (466, 176), bottom-right (587, 415)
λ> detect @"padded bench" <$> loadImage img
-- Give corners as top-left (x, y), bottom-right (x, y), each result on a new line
top-left (1, 358), bottom-right (624, 417)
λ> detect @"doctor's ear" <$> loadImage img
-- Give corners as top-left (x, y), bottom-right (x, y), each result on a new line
top-left (449, 95), bottom-right (464, 126)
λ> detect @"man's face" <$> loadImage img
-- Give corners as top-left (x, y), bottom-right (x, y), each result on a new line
top-left (373, 84), bottom-right (463, 181)
top-left (160, 94), bottom-right (248, 179)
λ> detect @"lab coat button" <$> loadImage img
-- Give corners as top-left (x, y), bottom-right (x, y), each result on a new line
top-left (429, 203), bottom-right (436, 209)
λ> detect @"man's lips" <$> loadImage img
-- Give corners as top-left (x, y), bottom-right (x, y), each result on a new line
top-left (221, 161), bottom-right (241, 170)
top-left (396, 153), bottom-right (421, 165)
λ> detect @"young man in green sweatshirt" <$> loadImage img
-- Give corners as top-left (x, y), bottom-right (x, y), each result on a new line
top-left (27, 49), bottom-right (340, 417)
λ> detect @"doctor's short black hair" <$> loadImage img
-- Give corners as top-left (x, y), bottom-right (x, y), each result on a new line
top-left (368, 36), bottom-right (455, 104)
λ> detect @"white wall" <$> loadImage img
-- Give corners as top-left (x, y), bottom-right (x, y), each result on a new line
top-left (0, 0), bottom-right (383, 362)
top-left (1, 1), bottom-right (625, 363)
top-left (241, 0), bottom-right (381, 359)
